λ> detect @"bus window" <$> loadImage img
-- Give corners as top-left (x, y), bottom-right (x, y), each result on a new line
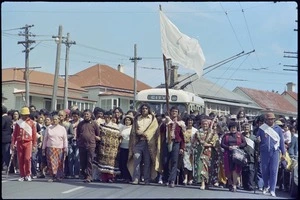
top-left (163, 103), bottom-right (186, 116)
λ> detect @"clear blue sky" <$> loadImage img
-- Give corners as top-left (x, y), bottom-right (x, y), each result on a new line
top-left (2, 2), bottom-right (298, 93)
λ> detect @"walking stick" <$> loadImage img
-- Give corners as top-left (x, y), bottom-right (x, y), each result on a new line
top-left (6, 148), bottom-right (15, 179)
top-left (253, 147), bottom-right (259, 194)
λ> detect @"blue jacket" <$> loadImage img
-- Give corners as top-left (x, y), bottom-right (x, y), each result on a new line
top-left (257, 124), bottom-right (285, 155)
top-left (288, 134), bottom-right (298, 158)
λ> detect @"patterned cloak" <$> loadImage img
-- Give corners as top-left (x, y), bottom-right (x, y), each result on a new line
top-left (127, 113), bottom-right (159, 180)
top-left (93, 123), bottom-right (121, 175)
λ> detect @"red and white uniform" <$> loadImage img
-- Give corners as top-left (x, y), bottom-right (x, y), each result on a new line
top-left (11, 118), bottom-right (37, 178)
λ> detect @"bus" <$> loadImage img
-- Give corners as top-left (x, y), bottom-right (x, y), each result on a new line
top-left (135, 88), bottom-right (205, 116)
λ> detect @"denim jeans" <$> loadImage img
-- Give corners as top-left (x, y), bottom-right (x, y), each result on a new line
top-left (68, 145), bottom-right (80, 176)
top-left (163, 141), bottom-right (180, 183)
top-left (31, 149), bottom-right (38, 176)
top-left (2, 142), bottom-right (11, 170)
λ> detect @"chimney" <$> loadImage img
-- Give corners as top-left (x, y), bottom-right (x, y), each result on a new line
top-left (170, 65), bottom-right (179, 87)
top-left (117, 64), bottom-right (124, 73)
top-left (286, 82), bottom-right (295, 92)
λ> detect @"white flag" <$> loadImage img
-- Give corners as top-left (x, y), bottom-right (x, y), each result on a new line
top-left (160, 10), bottom-right (205, 77)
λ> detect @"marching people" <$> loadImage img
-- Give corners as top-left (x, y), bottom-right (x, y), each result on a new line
top-left (277, 140), bottom-right (292, 192)
top-left (193, 117), bottom-right (218, 190)
top-left (11, 109), bottom-right (20, 174)
top-left (118, 113), bottom-right (134, 183)
top-left (94, 107), bottom-right (105, 126)
top-left (77, 109), bottom-right (101, 183)
top-left (128, 103), bottom-right (159, 185)
top-left (252, 114), bottom-right (265, 191)
top-left (241, 123), bottom-right (256, 191)
top-left (38, 115), bottom-right (52, 178)
top-left (36, 115), bottom-right (46, 177)
top-left (215, 122), bottom-right (227, 188)
top-left (42, 115), bottom-right (68, 182)
top-left (113, 107), bottom-right (124, 128)
top-left (155, 114), bottom-right (167, 185)
top-left (2, 105), bottom-right (13, 172)
top-left (182, 115), bottom-right (198, 186)
top-left (221, 121), bottom-right (247, 192)
top-left (57, 109), bottom-right (74, 179)
top-left (68, 109), bottom-right (82, 179)
top-left (256, 112), bottom-right (286, 197)
top-left (160, 106), bottom-right (186, 188)
top-left (283, 123), bottom-right (292, 145)
top-left (11, 106), bottom-right (37, 181)
top-left (209, 119), bottom-right (220, 187)
top-left (236, 109), bottom-right (248, 132)
top-left (288, 125), bottom-right (298, 159)
top-left (29, 111), bottom-right (41, 179)
top-left (94, 110), bottom-right (121, 183)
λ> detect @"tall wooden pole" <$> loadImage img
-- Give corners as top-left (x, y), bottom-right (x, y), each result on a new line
top-left (160, 5), bottom-right (172, 146)
top-left (163, 54), bottom-right (170, 114)
top-left (51, 25), bottom-right (63, 111)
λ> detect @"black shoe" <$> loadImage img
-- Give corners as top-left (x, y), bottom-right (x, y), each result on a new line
top-left (38, 174), bottom-right (45, 178)
top-left (169, 181), bottom-right (175, 188)
top-left (143, 181), bottom-right (150, 185)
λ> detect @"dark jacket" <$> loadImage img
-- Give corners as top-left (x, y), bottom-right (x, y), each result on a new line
top-left (243, 134), bottom-right (256, 164)
top-left (76, 119), bottom-right (100, 149)
top-left (2, 114), bottom-right (13, 143)
top-left (160, 122), bottom-right (185, 150)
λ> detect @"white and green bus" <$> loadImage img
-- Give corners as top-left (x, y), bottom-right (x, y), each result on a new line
top-left (136, 88), bottom-right (205, 115)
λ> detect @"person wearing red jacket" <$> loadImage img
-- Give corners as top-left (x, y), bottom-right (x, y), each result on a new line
top-left (11, 107), bottom-right (37, 182)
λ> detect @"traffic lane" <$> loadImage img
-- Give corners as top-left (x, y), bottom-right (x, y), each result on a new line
top-left (1, 177), bottom-right (122, 199)
top-left (1, 175), bottom-right (293, 199)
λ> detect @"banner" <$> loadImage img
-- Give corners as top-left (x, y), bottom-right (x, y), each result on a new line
top-left (160, 10), bottom-right (205, 77)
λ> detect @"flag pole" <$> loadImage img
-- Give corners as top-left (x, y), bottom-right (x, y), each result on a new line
top-left (160, 5), bottom-right (172, 146)
top-left (160, 5), bottom-right (170, 115)
top-left (163, 54), bottom-right (170, 114)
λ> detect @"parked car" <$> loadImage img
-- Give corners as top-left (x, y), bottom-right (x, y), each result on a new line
top-left (290, 156), bottom-right (298, 198)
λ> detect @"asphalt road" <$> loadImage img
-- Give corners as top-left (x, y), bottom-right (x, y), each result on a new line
top-left (1, 173), bottom-right (294, 199)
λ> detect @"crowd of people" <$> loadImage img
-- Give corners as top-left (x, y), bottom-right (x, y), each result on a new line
top-left (2, 104), bottom-right (298, 197)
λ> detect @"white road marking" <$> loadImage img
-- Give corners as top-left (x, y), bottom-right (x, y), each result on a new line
top-left (2, 178), bottom-right (19, 183)
top-left (62, 186), bottom-right (85, 194)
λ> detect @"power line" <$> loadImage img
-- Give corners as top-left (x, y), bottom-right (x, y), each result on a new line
top-left (239, 3), bottom-right (263, 68)
top-left (214, 53), bottom-right (250, 95)
top-left (140, 66), bottom-right (162, 70)
top-left (220, 2), bottom-right (244, 51)
top-left (2, 27), bottom-right (23, 31)
top-left (76, 43), bottom-right (131, 58)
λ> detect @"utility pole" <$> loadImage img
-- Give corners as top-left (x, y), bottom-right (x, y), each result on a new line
top-left (18, 24), bottom-right (35, 107)
top-left (51, 25), bottom-right (63, 111)
top-left (282, 17), bottom-right (298, 72)
top-left (129, 44), bottom-right (142, 110)
top-left (62, 33), bottom-right (76, 109)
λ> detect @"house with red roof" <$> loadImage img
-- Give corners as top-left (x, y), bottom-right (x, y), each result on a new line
top-left (2, 67), bottom-right (96, 111)
top-left (68, 64), bottom-right (151, 111)
top-left (2, 64), bottom-right (151, 112)
top-left (233, 84), bottom-right (297, 118)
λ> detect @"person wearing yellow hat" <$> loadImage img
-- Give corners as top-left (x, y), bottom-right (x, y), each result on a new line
top-left (11, 106), bottom-right (37, 182)
top-left (256, 112), bottom-right (286, 197)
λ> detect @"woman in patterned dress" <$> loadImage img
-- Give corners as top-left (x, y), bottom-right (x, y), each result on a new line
top-left (193, 118), bottom-right (219, 190)
top-left (42, 115), bottom-right (68, 182)
top-left (182, 115), bottom-right (199, 185)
